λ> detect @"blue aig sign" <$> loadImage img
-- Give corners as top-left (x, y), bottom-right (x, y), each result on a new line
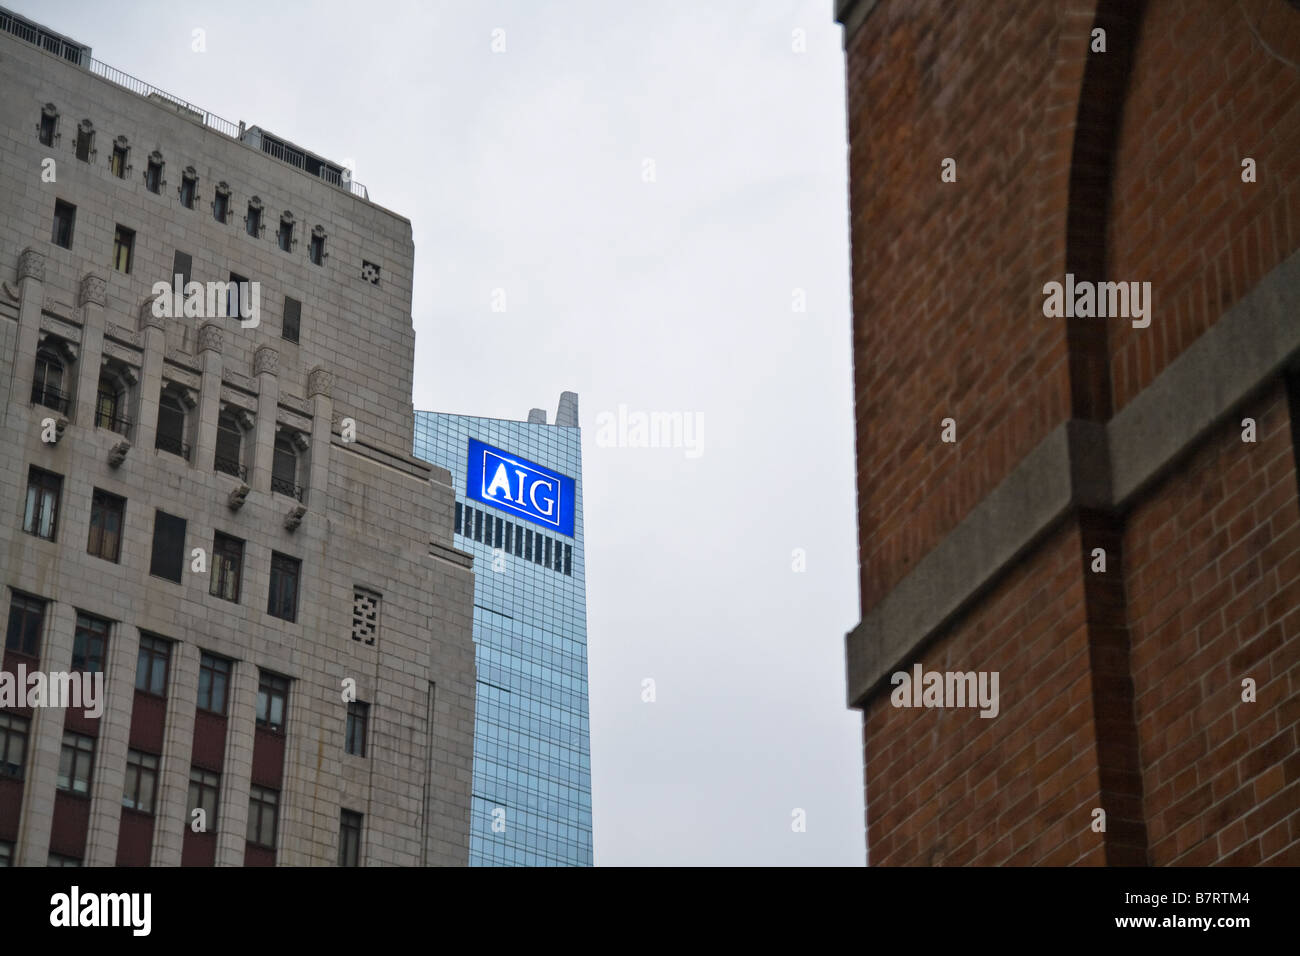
top-left (466, 439), bottom-right (575, 537)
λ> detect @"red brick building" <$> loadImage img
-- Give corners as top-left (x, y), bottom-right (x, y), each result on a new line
top-left (836, 0), bottom-right (1300, 865)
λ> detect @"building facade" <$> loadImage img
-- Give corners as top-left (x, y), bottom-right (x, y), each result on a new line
top-left (0, 8), bottom-right (476, 866)
top-left (414, 396), bottom-right (594, 866)
top-left (837, 0), bottom-right (1300, 865)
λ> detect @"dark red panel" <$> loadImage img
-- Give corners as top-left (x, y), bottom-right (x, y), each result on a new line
top-left (49, 790), bottom-right (90, 858)
top-left (244, 843), bottom-right (275, 867)
top-left (0, 777), bottom-right (22, 841)
top-left (251, 726), bottom-right (285, 789)
top-left (115, 808), bottom-right (154, 866)
top-left (181, 829), bottom-right (217, 866)
top-left (129, 693), bottom-right (167, 753)
top-left (191, 710), bottom-right (227, 771)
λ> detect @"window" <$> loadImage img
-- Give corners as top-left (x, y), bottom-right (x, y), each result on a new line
top-left (179, 170), bottom-right (197, 209)
top-left (51, 199), bottom-right (75, 248)
top-left (113, 225), bottom-right (134, 274)
top-left (214, 409), bottom-right (245, 479)
top-left (74, 121), bottom-right (93, 162)
top-left (197, 654), bottom-right (231, 715)
top-left (272, 434), bottom-right (300, 499)
top-left (155, 389), bottom-right (189, 458)
top-left (308, 230), bottom-right (325, 266)
top-left (256, 672), bottom-right (289, 732)
top-left (110, 143), bottom-right (127, 178)
top-left (95, 367), bottom-right (131, 436)
top-left (267, 553), bottom-right (300, 623)
top-left (71, 613), bottom-right (109, 673)
top-left (48, 853), bottom-right (81, 866)
top-left (245, 201), bottom-right (262, 238)
top-left (188, 767), bottom-right (220, 829)
top-left (32, 345), bottom-right (68, 412)
top-left (277, 214), bottom-right (293, 252)
top-left (227, 272), bottom-right (248, 319)
top-left (87, 489), bottom-right (125, 562)
top-left (57, 732), bottom-right (95, 795)
top-left (38, 106), bottom-right (57, 147)
top-left (135, 634), bottom-right (171, 696)
top-left (351, 588), bottom-right (379, 645)
top-left (23, 467), bottom-right (62, 540)
top-left (213, 183), bottom-right (230, 224)
top-left (172, 250), bottom-right (192, 292)
top-left (345, 702), bottom-right (368, 757)
top-left (0, 714), bottom-right (30, 780)
top-left (282, 296), bottom-right (301, 344)
top-left (246, 786), bottom-right (278, 849)
top-left (338, 810), bottom-right (362, 867)
top-left (0, 841), bottom-right (11, 867)
top-left (5, 593), bottom-right (46, 657)
top-left (361, 260), bottom-right (380, 285)
top-left (210, 532), bottom-right (243, 602)
top-left (145, 156), bottom-right (162, 194)
top-left (148, 510), bottom-right (186, 582)
top-left (122, 750), bottom-right (159, 814)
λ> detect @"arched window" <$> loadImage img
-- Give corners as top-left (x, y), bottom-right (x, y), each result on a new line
top-left (33, 347), bottom-right (67, 412)
top-left (156, 388), bottom-right (189, 459)
top-left (272, 433), bottom-right (300, 500)
top-left (215, 409), bottom-right (245, 479)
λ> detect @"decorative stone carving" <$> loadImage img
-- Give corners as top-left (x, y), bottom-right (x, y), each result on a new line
top-left (108, 440), bottom-right (130, 468)
top-left (283, 504), bottom-right (306, 532)
top-left (1, 281), bottom-right (18, 301)
top-left (101, 356), bottom-right (140, 387)
top-left (105, 323), bottom-right (142, 348)
top-left (254, 347), bottom-right (279, 376)
top-left (139, 296), bottom-right (165, 331)
top-left (79, 274), bottom-right (106, 307)
top-left (234, 408), bottom-right (256, 432)
top-left (39, 331), bottom-right (78, 363)
top-left (227, 484), bottom-right (250, 511)
top-left (307, 367), bottom-right (334, 399)
top-left (48, 415), bottom-right (70, 442)
top-left (198, 322), bottom-right (223, 354)
top-left (19, 248), bottom-right (46, 282)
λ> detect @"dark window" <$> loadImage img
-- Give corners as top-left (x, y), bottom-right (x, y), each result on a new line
top-left (197, 653), bottom-right (231, 716)
top-left (544, 537), bottom-right (552, 567)
top-left (172, 250), bottom-right (192, 291)
top-left (39, 111), bottom-right (56, 147)
top-left (268, 553), bottom-right (300, 623)
top-left (149, 510), bottom-right (186, 582)
top-left (5, 593), bottom-right (46, 657)
top-left (308, 233), bottom-right (324, 266)
top-left (32, 347), bottom-right (68, 412)
top-left (122, 750), bottom-right (159, 814)
top-left (113, 225), bottom-right (134, 274)
top-left (282, 296), bottom-right (301, 344)
top-left (345, 702), bottom-right (368, 757)
top-left (135, 634), bottom-right (171, 696)
top-left (210, 532), bottom-right (243, 602)
top-left (188, 767), bottom-right (220, 829)
top-left (564, 543), bottom-right (572, 576)
top-left (474, 510), bottom-right (483, 543)
top-left (51, 200), bottom-right (75, 248)
top-left (484, 515), bottom-right (493, 546)
top-left (505, 522), bottom-right (513, 553)
top-left (247, 786), bottom-right (278, 849)
top-left (514, 525), bottom-right (523, 558)
top-left (87, 489), bottom-right (125, 562)
top-left (179, 173), bottom-right (197, 209)
top-left (454, 501), bottom-right (462, 534)
top-left (145, 159), bottom-right (162, 194)
top-left (95, 369), bottom-right (130, 436)
top-left (155, 390), bottom-right (188, 458)
top-left (256, 672), bottom-right (289, 733)
top-left (272, 434), bottom-right (299, 499)
top-left (226, 272), bottom-right (248, 319)
top-left (0, 714), bottom-right (30, 780)
top-left (245, 203), bottom-right (261, 238)
top-left (338, 810), bottom-right (362, 867)
top-left (23, 467), bottom-right (61, 540)
top-left (71, 613), bottom-right (109, 673)
top-left (525, 530), bottom-right (533, 561)
top-left (495, 519), bottom-right (504, 549)
top-left (277, 217), bottom-right (293, 252)
top-left (57, 732), bottom-right (95, 795)
top-left (213, 188), bottom-right (229, 224)
top-left (214, 410), bottom-right (244, 479)
top-left (110, 144), bottom-right (127, 178)
top-left (74, 126), bottom-right (92, 162)
top-left (48, 853), bottom-right (81, 866)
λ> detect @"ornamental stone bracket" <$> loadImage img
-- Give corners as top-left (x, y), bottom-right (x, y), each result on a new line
top-left (283, 504), bottom-right (306, 532)
top-left (254, 346), bottom-right (279, 376)
top-left (139, 296), bottom-right (165, 332)
top-left (19, 247), bottom-right (46, 282)
top-left (108, 441), bottom-right (131, 468)
top-left (79, 274), bottom-right (107, 308)
top-left (198, 321), bottom-right (223, 354)
top-left (307, 366), bottom-right (334, 399)
top-left (227, 484), bottom-right (250, 511)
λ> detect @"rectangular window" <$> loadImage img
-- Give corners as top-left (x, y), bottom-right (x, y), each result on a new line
top-left (309, 233), bottom-right (324, 266)
top-left (51, 200), bottom-right (75, 249)
top-left (71, 613), bottom-right (109, 673)
top-left (188, 767), bottom-right (220, 829)
top-left (122, 750), bottom-right (159, 814)
top-left (210, 532), bottom-right (244, 603)
top-left (277, 219), bottom-right (293, 252)
top-left (474, 510), bottom-right (483, 543)
top-left (110, 144), bottom-right (127, 178)
top-left (23, 467), bottom-right (62, 541)
top-left (227, 272), bottom-right (248, 318)
top-left (113, 225), bottom-right (134, 274)
top-left (213, 190), bottom-right (229, 224)
top-left (345, 701), bottom-right (368, 757)
top-left (39, 112), bottom-right (56, 147)
top-left (454, 501), bottom-right (462, 535)
top-left (544, 537), bottom-right (552, 567)
top-left (135, 634), bottom-right (171, 696)
top-left (267, 553), bottom-right (300, 623)
top-left (172, 250), bottom-right (192, 292)
top-left (0, 714), bottom-right (30, 780)
top-left (256, 672), bottom-right (289, 733)
top-left (197, 653), bottom-right (232, 716)
top-left (338, 810), bottom-right (362, 866)
top-left (74, 128), bottom-right (92, 162)
top-left (525, 530), bottom-right (533, 561)
top-left (145, 159), bottom-right (162, 194)
top-left (514, 525), bottom-right (523, 558)
top-left (149, 510), bottom-right (186, 582)
top-left (5, 593), bottom-right (46, 657)
top-left (282, 296), bottom-right (301, 344)
top-left (247, 786), bottom-right (278, 849)
top-left (564, 543), bottom-right (572, 576)
top-left (180, 174), bottom-right (196, 209)
top-left (245, 204), bottom-right (261, 238)
top-left (87, 489), bottom-right (125, 562)
top-left (57, 732), bottom-right (95, 795)
top-left (495, 519), bottom-right (504, 549)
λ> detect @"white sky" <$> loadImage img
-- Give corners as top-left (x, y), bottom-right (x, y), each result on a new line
top-left (22, 0), bottom-right (863, 866)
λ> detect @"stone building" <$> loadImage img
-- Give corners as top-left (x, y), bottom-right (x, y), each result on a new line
top-left (0, 7), bottom-right (476, 866)
top-left (837, 0), bottom-right (1300, 865)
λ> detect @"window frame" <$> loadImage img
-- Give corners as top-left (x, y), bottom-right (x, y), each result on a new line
top-left (148, 509), bottom-right (187, 582)
top-left (135, 633), bottom-right (171, 697)
top-left (5, 593), bottom-right (46, 657)
top-left (57, 731), bottom-right (95, 796)
top-left (338, 810), bottom-right (362, 867)
top-left (87, 488), bottom-right (125, 563)
top-left (51, 199), bottom-right (75, 248)
top-left (345, 701), bottom-right (369, 757)
top-left (256, 671), bottom-right (289, 734)
top-left (246, 785), bottom-right (279, 849)
top-left (0, 714), bottom-right (31, 781)
top-left (71, 612), bottom-right (110, 674)
top-left (188, 766), bottom-right (221, 830)
top-left (122, 749), bottom-right (160, 815)
top-left (197, 653), bottom-right (232, 716)
top-left (210, 532), bottom-right (244, 603)
top-left (112, 224), bottom-right (134, 274)
top-left (23, 466), bottom-right (62, 541)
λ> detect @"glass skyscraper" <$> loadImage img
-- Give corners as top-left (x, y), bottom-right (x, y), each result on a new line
top-left (413, 394), bottom-right (593, 866)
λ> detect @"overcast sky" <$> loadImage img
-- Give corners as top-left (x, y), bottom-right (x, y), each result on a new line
top-left (23, 0), bottom-right (862, 865)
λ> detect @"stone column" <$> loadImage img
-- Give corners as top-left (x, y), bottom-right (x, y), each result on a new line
top-left (7, 248), bottom-right (46, 426)
top-left (193, 321), bottom-right (224, 473)
top-left (307, 367), bottom-right (334, 508)
top-left (134, 300), bottom-right (167, 453)
top-left (84, 622), bottom-right (140, 866)
top-left (215, 659), bottom-right (258, 865)
top-left (73, 274), bottom-right (107, 427)
top-left (151, 641), bottom-right (198, 866)
top-left (251, 347), bottom-right (279, 493)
